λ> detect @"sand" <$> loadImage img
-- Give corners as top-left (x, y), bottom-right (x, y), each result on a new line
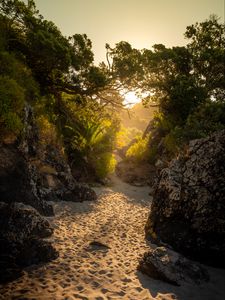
top-left (0, 174), bottom-right (225, 300)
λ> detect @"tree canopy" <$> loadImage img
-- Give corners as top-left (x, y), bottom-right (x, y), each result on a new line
top-left (0, 0), bottom-right (224, 175)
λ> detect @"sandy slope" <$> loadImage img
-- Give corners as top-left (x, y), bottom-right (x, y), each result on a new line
top-left (0, 174), bottom-right (225, 300)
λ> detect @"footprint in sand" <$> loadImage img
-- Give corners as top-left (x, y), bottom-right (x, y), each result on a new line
top-left (1, 175), bottom-right (225, 300)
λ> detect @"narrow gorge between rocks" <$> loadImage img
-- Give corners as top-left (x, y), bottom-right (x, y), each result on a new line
top-left (1, 1), bottom-right (225, 299)
top-left (1, 173), bottom-right (224, 300)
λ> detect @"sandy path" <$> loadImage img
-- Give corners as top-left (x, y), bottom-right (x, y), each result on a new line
top-left (0, 174), bottom-right (225, 300)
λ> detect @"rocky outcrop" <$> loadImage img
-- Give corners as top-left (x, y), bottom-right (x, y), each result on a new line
top-left (20, 105), bottom-right (97, 204)
top-left (0, 104), bottom-right (97, 216)
top-left (54, 184), bottom-right (97, 202)
top-left (34, 144), bottom-right (97, 203)
top-left (145, 130), bottom-right (225, 267)
top-left (0, 202), bottom-right (58, 283)
top-left (139, 247), bottom-right (209, 286)
top-left (0, 104), bottom-right (96, 283)
top-left (0, 144), bottom-right (53, 216)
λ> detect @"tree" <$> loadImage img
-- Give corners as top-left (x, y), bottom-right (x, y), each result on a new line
top-left (0, 0), bottom-right (109, 97)
top-left (107, 16), bottom-right (225, 161)
top-left (185, 15), bottom-right (225, 101)
top-left (0, 76), bottom-right (24, 137)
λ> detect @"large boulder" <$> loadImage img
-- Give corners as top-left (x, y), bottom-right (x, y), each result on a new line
top-left (0, 144), bottom-right (53, 216)
top-left (145, 130), bottom-right (225, 267)
top-left (0, 202), bottom-right (58, 283)
top-left (138, 247), bottom-right (209, 286)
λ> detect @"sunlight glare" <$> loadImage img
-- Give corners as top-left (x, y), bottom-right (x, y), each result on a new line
top-left (123, 91), bottom-right (141, 107)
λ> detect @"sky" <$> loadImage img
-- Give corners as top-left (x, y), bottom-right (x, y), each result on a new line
top-left (34, 0), bottom-right (224, 64)
top-left (32, 0), bottom-right (224, 105)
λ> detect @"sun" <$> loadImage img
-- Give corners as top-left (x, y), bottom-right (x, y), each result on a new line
top-left (123, 91), bottom-right (141, 107)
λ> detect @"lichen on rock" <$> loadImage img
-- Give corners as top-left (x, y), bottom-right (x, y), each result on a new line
top-left (145, 130), bottom-right (225, 267)
top-left (0, 202), bottom-right (58, 283)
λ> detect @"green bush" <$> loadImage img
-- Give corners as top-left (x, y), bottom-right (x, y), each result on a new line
top-left (61, 98), bottom-right (119, 179)
top-left (0, 76), bottom-right (25, 136)
top-left (92, 152), bottom-right (116, 179)
top-left (163, 126), bottom-right (184, 156)
top-left (126, 135), bottom-right (149, 162)
top-left (0, 51), bottom-right (40, 140)
top-left (147, 144), bottom-right (158, 164)
top-left (116, 125), bottom-right (142, 149)
top-left (0, 52), bottom-right (39, 102)
top-left (183, 100), bottom-right (225, 140)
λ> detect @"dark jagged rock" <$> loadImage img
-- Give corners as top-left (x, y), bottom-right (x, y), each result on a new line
top-left (145, 130), bottom-right (225, 267)
top-left (0, 104), bottom-right (96, 216)
top-left (0, 202), bottom-right (58, 283)
top-left (138, 247), bottom-right (209, 286)
top-left (0, 144), bottom-right (53, 216)
top-left (26, 150), bottom-right (97, 203)
top-left (56, 184), bottom-right (97, 202)
top-left (0, 202), bottom-right (53, 240)
top-left (37, 145), bottom-right (97, 202)
top-left (17, 238), bottom-right (58, 267)
top-left (0, 104), bottom-right (96, 284)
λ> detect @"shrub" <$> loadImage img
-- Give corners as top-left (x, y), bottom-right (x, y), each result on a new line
top-left (163, 128), bottom-right (182, 156)
top-left (36, 115), bottom-right (59, 147)
top-left (61, 98), bottom-right (119, 179)
top-left (183, 100), bottom-right (225, 140)
top-left (116, 125), bottom-right (142, 149)
top-left (0, 52), bottom-right (39, 102)
top-left (147, 144), bottom-right (158, 164)
top-left (126, 135), bottom-right (149, 162)
top-left (0, 76), bottom-right (24, 137)
top-left (92, 152), bottom-right (116, 179)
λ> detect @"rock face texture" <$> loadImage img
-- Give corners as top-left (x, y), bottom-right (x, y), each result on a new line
top-left (145, 130), bottom-right (225, 267)
top-left (20, 105), bottom-right (97, 205)
top-left (0, 202), bottom-right (58, 283)
top-left (30, 144), bottom-right (97, 204)
top-left (0, 144), bottom-right (54, 216)
top-left (0, 105), bottom-right (97, 217)
top-left (138, 247), bottom-right (209, 286)
top-left (0, 104), bottom-right (96, 283)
